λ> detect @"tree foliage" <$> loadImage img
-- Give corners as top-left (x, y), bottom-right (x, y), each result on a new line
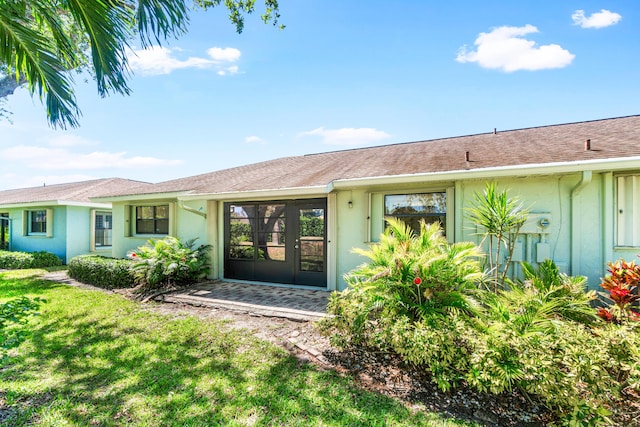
top-left (0, 0), bottom-right (281, 128)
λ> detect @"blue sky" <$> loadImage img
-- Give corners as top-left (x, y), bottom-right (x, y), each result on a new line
top-left (0, 1), bottom-right (637, 190)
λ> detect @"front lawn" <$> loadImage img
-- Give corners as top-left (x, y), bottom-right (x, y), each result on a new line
top-left (0, 269), bottom-right (473, 427)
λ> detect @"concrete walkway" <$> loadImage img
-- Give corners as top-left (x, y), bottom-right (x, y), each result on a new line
top-left (41, 271), bottom-right (330, 322)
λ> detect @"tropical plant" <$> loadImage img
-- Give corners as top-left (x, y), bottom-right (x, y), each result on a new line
top-left (466, 182), bottom-right (529, 290)
top-left (128, 236), bottom-right (211, 289)
top-left (597, 258), bottom-right (640, 324)
top-left (519, 260), bottom-right (598, 324)
top-left (322, 218), bottom-right (484, 350)
top-left (0, 0), bottom-right (281, 128)
top-left (346, 218), bottom-right (484, 320)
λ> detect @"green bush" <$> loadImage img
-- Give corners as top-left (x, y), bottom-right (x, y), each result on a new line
top-left (321, 218), bottom-right (638, 425)
top-left (68, 255), bottom-right (135, 289)
top-left (128, 237), bottom-right (211, 290)
top-left (0, 250), bottom-right (62, 269)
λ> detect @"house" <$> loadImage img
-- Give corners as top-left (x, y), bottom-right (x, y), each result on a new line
top-left (0, 178), bottom-right (152, 263)
top-left (94, 115), bottom-right (640, 291)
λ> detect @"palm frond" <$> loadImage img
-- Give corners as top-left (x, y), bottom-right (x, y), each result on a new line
top-left (0, 2), bottom-right (79, 127)
top-left (65, 0), bottom-right (133, 97)
top-left (137, 0), bottom-right (189, 47)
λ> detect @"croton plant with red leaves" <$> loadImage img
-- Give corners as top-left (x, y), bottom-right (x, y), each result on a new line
top-left (597, 258), bottom-right (640, 324)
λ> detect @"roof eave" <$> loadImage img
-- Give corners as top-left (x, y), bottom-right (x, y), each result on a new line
top-left (0, 200), bottom-right (111, 209)
top-left (328, 156), bottom-right (640, 190)
top-left (91, 191), bottom-right (192, 203)
top-left (178, 185), bottom-right (328, 201)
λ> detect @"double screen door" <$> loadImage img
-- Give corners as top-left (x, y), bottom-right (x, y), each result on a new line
top-left (224, 199), bottom-right (327, 287)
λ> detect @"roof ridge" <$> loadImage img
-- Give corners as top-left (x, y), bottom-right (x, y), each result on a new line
top-left (301, 114), bottom-right (640, 158)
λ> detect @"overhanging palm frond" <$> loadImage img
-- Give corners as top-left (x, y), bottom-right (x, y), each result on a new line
top-left (136, 0), bottom-right (189, 47)
top-left (0, 2), bottom-right (79, 128)
top-left (66, 0), bottom-right (133, 97)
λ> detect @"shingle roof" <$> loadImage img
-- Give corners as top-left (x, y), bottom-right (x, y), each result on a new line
top-left (102, 115), bottom-right (640, 198)
top-left (0, 178), bottom-right (152, 206)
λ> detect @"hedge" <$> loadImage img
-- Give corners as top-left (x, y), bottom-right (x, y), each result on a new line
top-left (0, 250), bottom-right (63, 269)
top-left (67, 255), bottom-right (135, 289)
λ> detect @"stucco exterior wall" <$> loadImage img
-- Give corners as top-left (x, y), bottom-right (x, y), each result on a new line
top-left (107, 169), bottom-right (638, 291)
top-left (455, 174), bottom-right (607, 288)
top-left (110, 200), bottom-right (208, 260)
top-left (64, 206), bottom-right (91, 263)
top-left (7, 206), bottom-right (68, 262)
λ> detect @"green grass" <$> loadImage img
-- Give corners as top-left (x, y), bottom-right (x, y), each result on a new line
top-left (0, 269), bottom-right (475, 427)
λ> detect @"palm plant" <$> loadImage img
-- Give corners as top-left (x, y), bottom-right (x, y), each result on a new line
top-left (0, 0), bottom-right (281, 128)
top-left (345, 218), bottom-right (485, 322)
top-left (129, 236), bottom-right (211, 289)
top-left (466, 182), bottom-right (529, 290)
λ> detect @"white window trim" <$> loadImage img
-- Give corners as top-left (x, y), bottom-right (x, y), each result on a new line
top-left (91, 209), bottom-right (113, 251)
top-left (615, 174), bottom-right (640, 247)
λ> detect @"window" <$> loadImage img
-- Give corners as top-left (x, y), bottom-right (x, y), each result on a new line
top-left (136, 205), bottom-right (169, 235)
top-left (384, 192), bottom-right (446, 235)
top-left (617, 175), bottom-right (640, 246)
top-left (29, 210), bottom-right (47, 234)
top-left (95, 211), bottom-right (112, 247)
top-left (0, 213), bottom-right (8, 250)
top-left (227, 203), bottom-right (286, 261)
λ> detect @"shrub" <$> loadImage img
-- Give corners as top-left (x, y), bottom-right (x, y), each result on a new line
top-left (597, 259), bottom-right (640, 324)
top-left (0, 250), bottom-right (62, 269)
top-left (465, 182), bottom-right (529, 289)
top-left (68, 255), bottom-right (135, 289)
top-left (128, 237), bottom-right (211, 290)
top-left (322, 218), bottom-right (484, 349)
top-left (322, 213), bottom-right (636, 425)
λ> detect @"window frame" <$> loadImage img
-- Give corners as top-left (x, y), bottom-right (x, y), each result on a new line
top-left (93, 210), bottom-right (113, 249)
top-left (24, 209), bottom-right (53, 237)
top-left (616, 174), bottom-right (640, 247)
top-left (384, 192), bottom-right (447, 236)
top-left (134, 204), bottom-right (170, 236)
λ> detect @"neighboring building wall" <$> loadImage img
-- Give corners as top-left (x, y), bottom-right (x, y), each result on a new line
top-left (65, 206), bottom-right (91, 263)
top-left (7, 206), bottom-right (68, 262)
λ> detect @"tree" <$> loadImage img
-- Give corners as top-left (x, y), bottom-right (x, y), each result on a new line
top-left (0, 0), bottom-right (281, 128)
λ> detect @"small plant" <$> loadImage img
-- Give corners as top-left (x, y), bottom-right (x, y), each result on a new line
top-left (466, 182), bottom-right (529, 290)
top-left (128, 237), bottom-right (211, 290)
top-left (597, 259), bottom-right (640, 324)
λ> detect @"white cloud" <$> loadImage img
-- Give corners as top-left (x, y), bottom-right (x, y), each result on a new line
top-left (207, 47), bottom-right (242, 62)
top-left (245, 135), bottom-right (266, 144)
top-left (47, 134), bottom-right (98, 147)
top-left (456, 25), bottom-right (575, 72)
top-left (0, 145), bottom-right (182, 170)
top-left (299, 127), bottom-right (391, 146)
top-left (218, 65), bottom-right (240, 76)
top-left (128, 46), bottom-right (242, 76)
top-left (572, 9), bottom-right (621, 29)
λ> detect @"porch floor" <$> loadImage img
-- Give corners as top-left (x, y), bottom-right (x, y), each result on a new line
top-left (161, 281), bottom-right (330, 321)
